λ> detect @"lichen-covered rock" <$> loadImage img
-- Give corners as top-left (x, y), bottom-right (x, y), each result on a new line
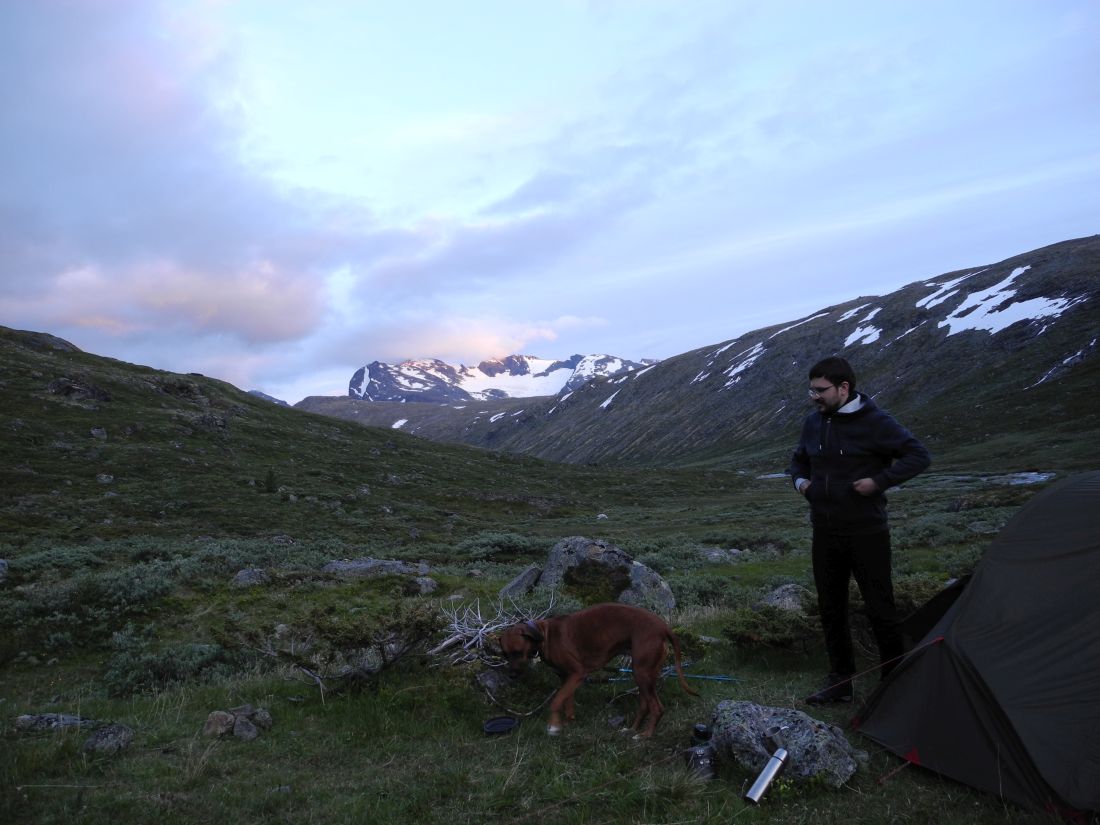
top-left (232, 568), bottom-right (269, 587)
top-left (82, 723), bottom-right (134, 755)
top-left (15, 713), bottom-right (97, 731)
top-left (535, 536), bottom-right (675, 612)
top-left (498, 563), bottom-right (542, 600)
top-left (709, 700), bottom-right (864, 788)
top-left (757, 583), bottom-right (813, 613)
top-left (203, 710), bottom-right (235, 737)
top-left (233, 715), bottom-right (259, 741)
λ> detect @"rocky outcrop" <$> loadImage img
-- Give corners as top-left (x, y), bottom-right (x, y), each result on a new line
top-left (498, 536), bottom-right (676, 612)
top-left (709, 700), bottom-right (865, 788)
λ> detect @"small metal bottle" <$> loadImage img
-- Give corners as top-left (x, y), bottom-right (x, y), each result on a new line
top-left (743, 747), bottom-right (788, 804)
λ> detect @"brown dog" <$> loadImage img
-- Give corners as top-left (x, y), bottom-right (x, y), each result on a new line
top-left (498, 603), bottom-right (698, 737)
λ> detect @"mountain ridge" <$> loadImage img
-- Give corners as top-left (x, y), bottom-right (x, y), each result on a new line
top-left (297, 234), bottom-right (1100, 469)
top-left (347, 353), bottom-right (653, 403)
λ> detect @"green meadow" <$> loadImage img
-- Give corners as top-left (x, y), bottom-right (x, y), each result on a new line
top-left (0, 328), bottom-right (1079, 824)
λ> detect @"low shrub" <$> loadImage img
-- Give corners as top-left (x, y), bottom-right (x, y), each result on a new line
top-left (104, 623), bottom-right (244, 696)
top-left (450, 532), bottom-right (554, 561)
top-left (721, 604), bottom-right (818, 650)
top-left (666, 573), bottom-right (755, 609)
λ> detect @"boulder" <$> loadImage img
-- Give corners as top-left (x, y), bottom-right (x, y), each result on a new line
top-left (233, 715), bottom-right (259, 741)
top-left (232, 568), bottom-right (269, 588)
top-left (203, 710), bottom-right (235, 737)
top-left (203, 705), bottom-right (273, 740)
top-left (702, 547), bottom-right (744, 563)
top-left (411, 577), bottom-right (439, 595)
top-left (498, 563), bottom-right (542, 600)
top-left (709, 700), bottom-right (864, 788)
top-left (536, 536), bottom-right (676, 613)
top-left (15, 713), bottom-right (97, 732)
top-left (82, 723), bottom-right (134, 755)
top-left (0, 559), bottom-right (8, 583)
top-left (757, 583), bottom-right (813, 613)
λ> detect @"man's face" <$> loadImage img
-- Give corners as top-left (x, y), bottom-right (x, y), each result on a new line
top-left (808, 379), bottom-right (848, 413)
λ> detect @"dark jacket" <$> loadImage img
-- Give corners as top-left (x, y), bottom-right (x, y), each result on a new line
top-left (789, 392), bottom-right (930, 533)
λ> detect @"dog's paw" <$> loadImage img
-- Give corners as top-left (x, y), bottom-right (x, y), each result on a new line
top-left (546, 725), bottom-right (563, 736)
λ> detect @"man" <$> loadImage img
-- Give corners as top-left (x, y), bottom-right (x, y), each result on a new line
top-left (789, 356), bottom-right (930, 704)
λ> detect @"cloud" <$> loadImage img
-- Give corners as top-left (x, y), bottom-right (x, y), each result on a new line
top-left (0, 2), bottom-right (391, 341)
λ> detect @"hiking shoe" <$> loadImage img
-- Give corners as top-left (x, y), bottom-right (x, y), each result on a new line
top-left (805, 673), bottom-right (853, 705)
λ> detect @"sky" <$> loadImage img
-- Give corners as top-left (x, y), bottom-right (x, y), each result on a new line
top-left (1, 1), bottom-right (1098, 404)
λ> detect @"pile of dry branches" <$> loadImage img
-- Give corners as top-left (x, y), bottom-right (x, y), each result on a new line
top-left (429, 597), bottom-right (556, 668)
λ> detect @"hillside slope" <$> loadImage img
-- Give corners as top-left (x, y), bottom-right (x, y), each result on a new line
top-left (0, 327), bottom-right (720, 547)
top-left (299, 235), bottom-right (1100, 471)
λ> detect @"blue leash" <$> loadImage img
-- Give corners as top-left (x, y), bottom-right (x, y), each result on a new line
top-left (608, 662), bottom-right (738, 683)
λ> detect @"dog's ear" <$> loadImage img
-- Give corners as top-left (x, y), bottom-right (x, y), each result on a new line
top-left (521, 620), bottom-right (544, 644)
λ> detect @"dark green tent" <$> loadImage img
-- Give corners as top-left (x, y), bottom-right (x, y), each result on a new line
top-left (856, 471), bottom-right (1100, 818)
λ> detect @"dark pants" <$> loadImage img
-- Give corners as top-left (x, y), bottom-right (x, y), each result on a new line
top-left (811, 527), bottom-right (904, 676)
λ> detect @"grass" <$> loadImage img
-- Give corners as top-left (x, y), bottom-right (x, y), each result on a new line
top-left (0, 327), bottom-right (1079, 823)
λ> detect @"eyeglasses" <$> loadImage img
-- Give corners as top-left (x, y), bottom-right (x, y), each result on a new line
top-left (808, 384), bottom-right (836, 398)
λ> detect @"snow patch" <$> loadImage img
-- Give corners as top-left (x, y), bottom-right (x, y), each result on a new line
top-left (939, 266), bottom-right (1080, 336)
top-left (917, 271), bottom-right (983, 309)
top-left (722, 343), bottom-right (766, 389)
top-left (600, 390), bottom-right (620, 409)
top-left (391, 419), bottom-right (408, 429)
top-left (845, 325), bottom-right (882, 347)
top-left (768, 313), bottom-right (829, 339)
top-left (837, 304), bottom-right (871, 322)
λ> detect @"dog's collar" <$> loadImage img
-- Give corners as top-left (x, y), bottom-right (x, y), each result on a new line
top-left (523, 619), bottom-right (544, 648)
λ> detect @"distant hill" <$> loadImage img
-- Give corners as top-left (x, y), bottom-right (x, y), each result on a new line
top-left (298, 235), bottom-right (1100, 471)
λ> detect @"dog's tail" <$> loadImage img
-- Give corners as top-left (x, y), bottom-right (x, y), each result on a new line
top-left (667, 630), bottom-right (700, 696)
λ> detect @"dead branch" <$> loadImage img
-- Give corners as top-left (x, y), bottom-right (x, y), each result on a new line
top-left (430, 595), bottom-right (556, 667)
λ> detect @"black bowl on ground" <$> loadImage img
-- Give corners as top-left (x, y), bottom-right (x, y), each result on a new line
top-left (483, 716), bottom-right (520, 736)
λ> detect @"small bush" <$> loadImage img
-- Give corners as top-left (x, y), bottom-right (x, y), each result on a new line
top-left (105, 624), bottom-right (242, 696)
top-left (450, 532), bottom-right (553, 561)
top-left (667, 573), bottom-right (754, 609)
top-left (721, 604), bottom-right (818, 650)
top-left (937, 545), bottom-right (984, 579)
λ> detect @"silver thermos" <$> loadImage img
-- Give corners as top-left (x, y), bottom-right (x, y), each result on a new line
top-left (743, 747), bottom-right (788, 804)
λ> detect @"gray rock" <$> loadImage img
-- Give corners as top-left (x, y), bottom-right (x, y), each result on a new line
top-left (536, 536), bottom-right (676, 612)
top-left (412, 576), bottom-right (439, 595)
top-left (321, 558), bottom-right (428, 578)
top-left (702, 547), bottom-right (744, 563)
top-left (709, 700), bottom-right (863, 788)
top-left (233, 715), bottom-right (259, 741)
top-left (758, 583), bottom-right (813, 613)
top-left (499, 563), bottom-right (543, 599)
top-left (15, 713), bottom-right (97, 731)
top-left (90, 427), bottom-right (108, 440)
top-left (202, 711), bottom-right (235, 737)
top-left (475, 667), bottom-right (518, 698)
top-left (252, 708), bottom-right (274, 730)
top-left (232, 568), bottom-right (269, 588)
top-left (96, 473), bottom-right (114, 484)
top-left (0, 559), bottom-right (8, 582)
top-left (82, 723), bottom-right (134, 755)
